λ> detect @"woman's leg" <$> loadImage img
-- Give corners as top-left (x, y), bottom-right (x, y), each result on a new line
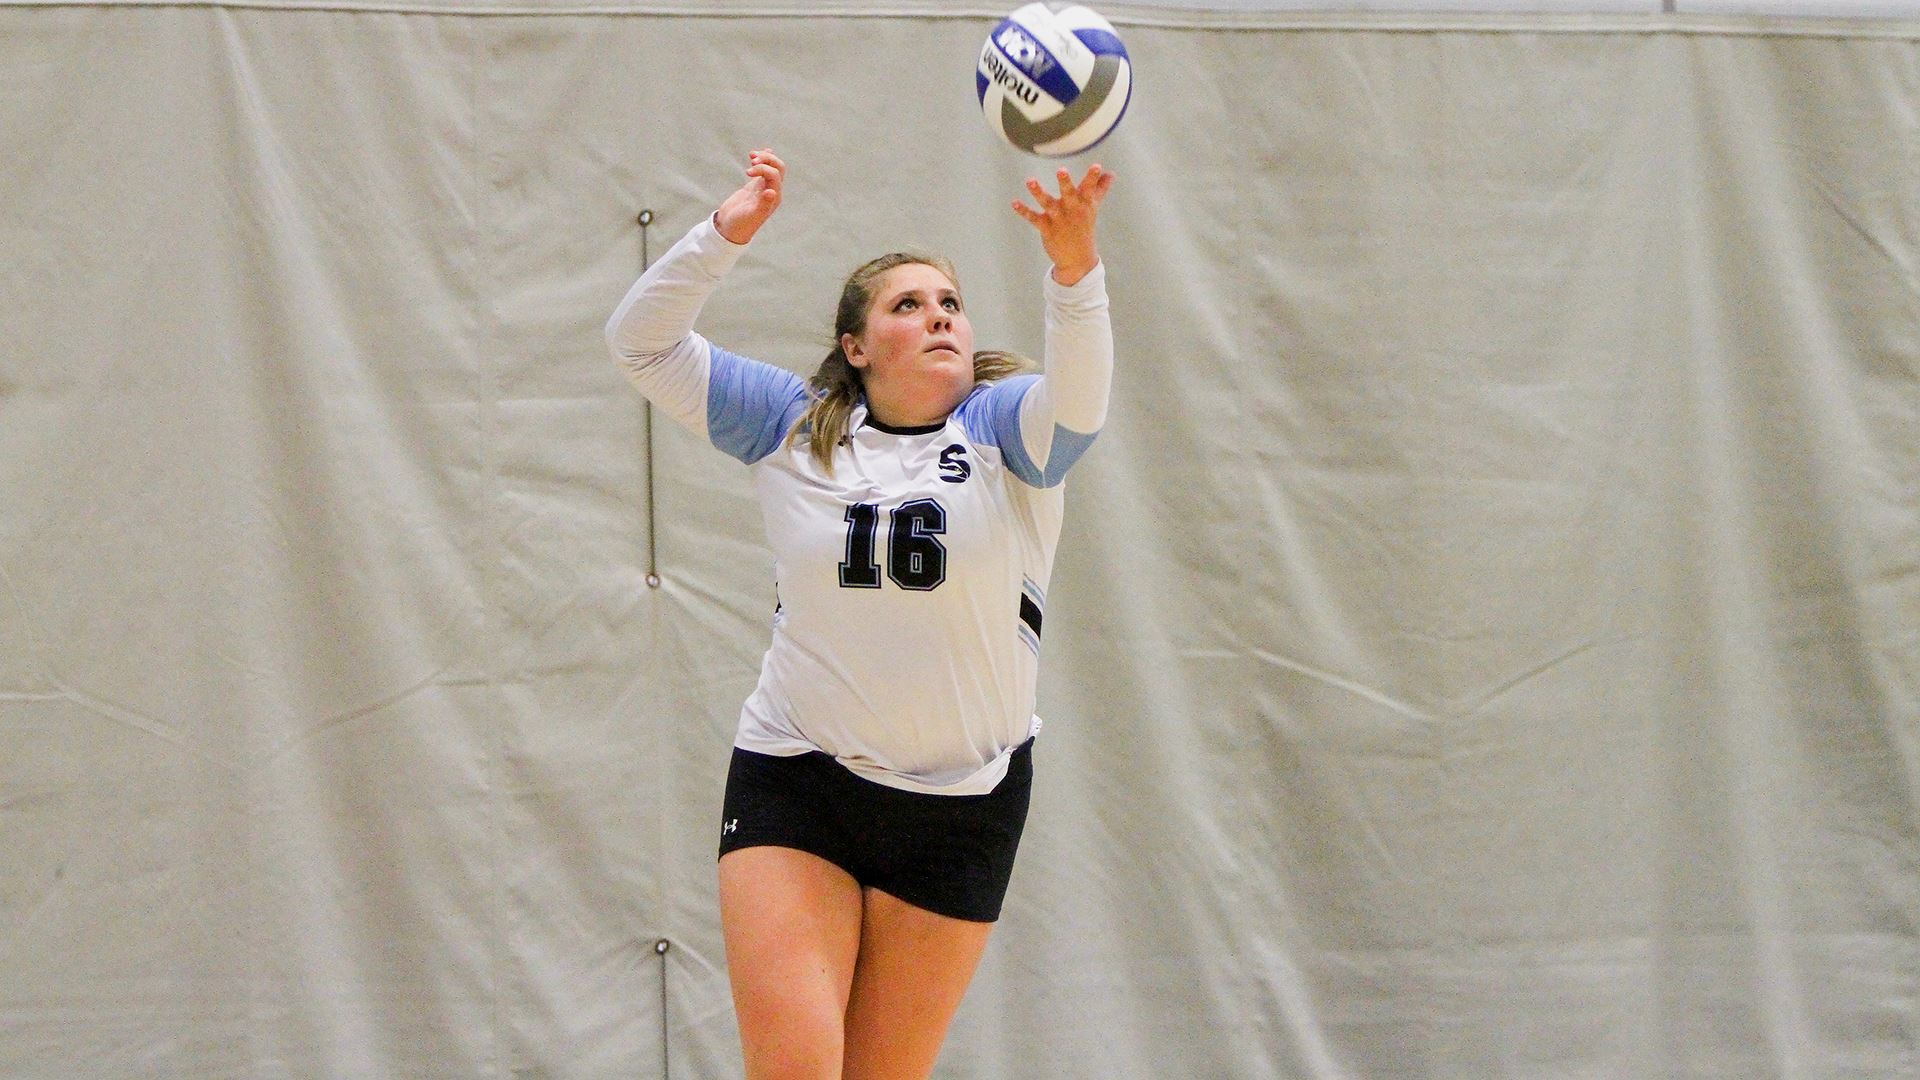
top-left (840, 887), bottom-right (996, 1080)
top-left (718, 846), bottom-right (866, 1080)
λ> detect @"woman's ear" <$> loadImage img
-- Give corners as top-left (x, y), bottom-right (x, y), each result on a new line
top-left (841, 333), bottom-right (867, 370)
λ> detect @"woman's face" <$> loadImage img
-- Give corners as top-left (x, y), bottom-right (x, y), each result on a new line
top-left (844, 263), bottom-right (976, 412)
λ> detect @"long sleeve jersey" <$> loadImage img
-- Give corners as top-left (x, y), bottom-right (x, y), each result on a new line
top-left (606, 215), bottom-right (1112, 794)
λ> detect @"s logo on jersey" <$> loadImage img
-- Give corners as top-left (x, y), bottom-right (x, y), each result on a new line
top-left (938, 444), bottom-right (971, 484)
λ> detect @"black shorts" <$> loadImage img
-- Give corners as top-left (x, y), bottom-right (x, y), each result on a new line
top-left (717, 739), bottom-right (1034, 923)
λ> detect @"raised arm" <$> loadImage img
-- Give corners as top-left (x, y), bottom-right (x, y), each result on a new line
top-left (605, 150), bottom-right (808, 464)
top-left (963, 165), bottom-right (1116, 487)
top-left (606, 148), bottom-right (784, 363)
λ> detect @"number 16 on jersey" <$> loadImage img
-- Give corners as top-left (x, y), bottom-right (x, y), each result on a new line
top-left (839, 499), bottom-right (949, 591)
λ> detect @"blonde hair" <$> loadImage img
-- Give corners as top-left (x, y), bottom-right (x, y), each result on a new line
top-left (791, 253), bottom-right (1034, 472)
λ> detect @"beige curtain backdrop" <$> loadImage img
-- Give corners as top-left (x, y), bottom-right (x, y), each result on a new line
top-left (2, 4), bottom-right (1916, 1077)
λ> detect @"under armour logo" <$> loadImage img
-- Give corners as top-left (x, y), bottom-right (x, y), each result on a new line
top-left (722, 818), bottom-right (738, 836)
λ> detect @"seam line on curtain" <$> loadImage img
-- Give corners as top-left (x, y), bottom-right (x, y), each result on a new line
top-left (3, 0), bottom-right (1919, 38)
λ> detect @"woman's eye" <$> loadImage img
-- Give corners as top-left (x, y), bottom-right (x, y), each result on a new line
top-left (896, 298), bottom-right (917, 311)
top-left (942, 298), bottom-right (960, 311)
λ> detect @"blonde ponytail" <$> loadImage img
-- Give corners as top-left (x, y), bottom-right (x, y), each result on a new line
top-left (796, 346), bottom-right (864, 468)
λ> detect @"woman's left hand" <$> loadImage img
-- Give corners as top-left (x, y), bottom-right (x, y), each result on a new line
top-left (1012, 164), bottom-right (1116, 286)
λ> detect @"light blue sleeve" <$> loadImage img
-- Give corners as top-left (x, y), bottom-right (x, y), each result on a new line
top-left (955, 375), bottom-right (1099, 489)
top-left (706, 346), bottom-right (812, 465)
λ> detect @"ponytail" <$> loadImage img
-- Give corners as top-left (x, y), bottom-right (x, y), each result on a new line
top-left (794, 346), bottom-right (865, 469)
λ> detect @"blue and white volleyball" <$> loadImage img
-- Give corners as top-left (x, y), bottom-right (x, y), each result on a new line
top-left (976, 3), bottom-right (1132, 157)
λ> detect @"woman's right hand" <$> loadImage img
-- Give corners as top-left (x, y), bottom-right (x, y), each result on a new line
top-left (713, 149), bottom-right (785, 245)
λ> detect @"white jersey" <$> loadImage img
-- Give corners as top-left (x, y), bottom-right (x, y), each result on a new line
top-left (607, 216), bottom-right (1112, 794)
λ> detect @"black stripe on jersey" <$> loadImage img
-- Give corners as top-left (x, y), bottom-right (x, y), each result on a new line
top-left (1018, 594), bottom-right (1043, 641)
top-left (863, 416), bottom-right (945, 436)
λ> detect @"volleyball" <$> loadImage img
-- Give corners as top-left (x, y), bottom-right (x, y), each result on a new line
top-left (976, 3), bottom-right (1132, 157)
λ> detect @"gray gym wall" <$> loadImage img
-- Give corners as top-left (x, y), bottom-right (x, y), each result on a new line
top-left (2, 1), bottom-right (1917, 1076)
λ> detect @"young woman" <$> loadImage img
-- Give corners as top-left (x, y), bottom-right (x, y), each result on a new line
top-left (606, 149), bottom-right (1115, 1080)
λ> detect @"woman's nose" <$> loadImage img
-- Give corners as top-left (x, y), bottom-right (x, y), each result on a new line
top-left (930, 310), bottom-right (951, 332)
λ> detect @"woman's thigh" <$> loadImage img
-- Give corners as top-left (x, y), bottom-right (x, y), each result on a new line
top-left (718, 846), bottom-right (865, 1080)
top-left (841, 886), bottom-right (996, 1080)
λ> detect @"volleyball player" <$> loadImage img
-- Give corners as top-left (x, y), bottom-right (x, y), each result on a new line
top-left (606, 148), bottom-right (1114, 1080)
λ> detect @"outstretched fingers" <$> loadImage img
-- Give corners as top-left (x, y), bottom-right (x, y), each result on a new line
top-left (1020, 164), bottom-right (1114, 214)
top-left (1017, 164), bottom-right (1114, 219)
top-left (1010, 162), bottom-right (1115, 284)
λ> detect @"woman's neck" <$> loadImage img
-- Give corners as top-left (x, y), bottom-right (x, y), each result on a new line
top-left (863, 382), bottom-right (969, 429)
